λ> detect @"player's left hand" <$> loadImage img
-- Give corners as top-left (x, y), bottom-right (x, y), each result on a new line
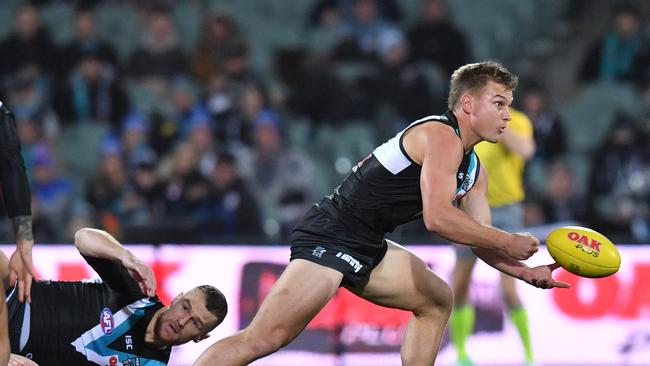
top-left (520, 262), bottom-right (570, 289)
top-left (8, 239), bottom-right (36, 303)
top-left (123, 253), bottom-right (156, 297)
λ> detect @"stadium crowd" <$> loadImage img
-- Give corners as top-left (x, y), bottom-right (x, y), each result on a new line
top-left (0, 0), bottom-right (649, 244)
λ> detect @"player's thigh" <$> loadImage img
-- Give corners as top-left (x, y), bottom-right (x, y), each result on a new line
top-left (346, 240), bottom-right (452, 313)
top-left (248, 259), bottom-right (344, 338)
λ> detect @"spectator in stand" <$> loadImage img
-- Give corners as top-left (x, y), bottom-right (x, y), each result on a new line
top-left (539, 159), bottom-right (584, 224)
top-left (0, 3), bottom-right (56, 80)
top-left (579, 2), bottom-right (645, 83)
top-left (128, 153), bottom-right (162, 220)
top-left (368, 29), bottom-right (437, 124)
top-left (205, 152), bottom-right (263, 241)
top-left (274, 49), bottom-right (355, 127)
top-left (247, 110), bottom-right (315, 239)
top-left (184, 108), bottom-right (218, 177)
top-left (407, 0), bottom-right (471, 78)
top-left (221, 41), bottom-right (259, 92)
top-left (85, 136), bottom-right (151, 236)
top-left (156, 141), bottom-right (212, 228)
top-left (309, 0), bottom-right (401, 26)
top-left (148, 79), bottom-right (197, 158)
top-left (227, 82), bottom-right (270, 148)
top-left (29, 143), bottom-right (77, 243)
top-left (333, 0), bottom-right (401, 61)
top-left (4, 66), bottom-right (59, 145)
top-left (57, 4), bottom-right (118, 80)
top-left (125, 6), bottom-right (187, 84)
top-left (53, 48), bottom-right (129, 128)
top-left (190, 12), bottom-right (245, 80)
top-left (587, 113), bottom-right (650, 241)
top-left (120, 112), bottom-right (151, 161)
top-left (519, 80), bottom-right (567, 163)
top-left (204, 63), bottom-right (265, 148)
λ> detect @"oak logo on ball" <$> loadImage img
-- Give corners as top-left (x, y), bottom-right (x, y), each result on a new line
top-left (567, 231), bottom-right (601, 257)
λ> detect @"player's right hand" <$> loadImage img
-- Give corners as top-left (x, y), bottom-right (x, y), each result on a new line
top-left (503, 232), bottom-right (539, 260)
top-left (8, 240), bottom-right (36, 303)
top-left (123, 253), bottom-right (156, 298)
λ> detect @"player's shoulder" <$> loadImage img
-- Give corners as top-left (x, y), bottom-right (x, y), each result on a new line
top-left (412, 120), bottom-right (462, 148)
top-left (405, 120), bottom-right (463, 164)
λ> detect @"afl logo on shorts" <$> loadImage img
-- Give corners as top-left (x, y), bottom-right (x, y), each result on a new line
top-left (100, 308), bottom-right (114, 334)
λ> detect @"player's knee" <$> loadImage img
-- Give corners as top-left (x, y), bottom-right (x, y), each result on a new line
top-left (418, 279), bottom-right (454, 318)
top-left (244, 326), bottom-right (294, 356)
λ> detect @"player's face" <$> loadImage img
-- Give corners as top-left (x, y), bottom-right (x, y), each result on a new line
top-left (155, 289), bottom-right (219, 346)
top-left (470, 80), bottom-right (513, 143)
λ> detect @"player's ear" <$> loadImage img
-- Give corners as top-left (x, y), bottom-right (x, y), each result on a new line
top-left (172, 292), bottom-right (184, 303)
top-left (193, 333), bottom-right (210, 343)
top-left (460, 93), bottom-right (472, 114)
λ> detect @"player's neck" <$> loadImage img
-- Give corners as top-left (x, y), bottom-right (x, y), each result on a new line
top-left (452, 109), bottom-right (481, 152)
top-left (145, 307), bottom-right (170, 349)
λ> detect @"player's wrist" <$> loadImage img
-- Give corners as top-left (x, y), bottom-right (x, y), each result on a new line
top-left (16, 238), bottom-right (33, 247)
top-left (119, 250), bottom-right (136, 267)
top-left (494, 231), bottom-right (514, 253)
top-left (514, 265), bottom-right (530, 281)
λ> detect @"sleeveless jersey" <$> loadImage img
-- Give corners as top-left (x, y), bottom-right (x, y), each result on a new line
top-left (316, 110), bottom-right (480, 241)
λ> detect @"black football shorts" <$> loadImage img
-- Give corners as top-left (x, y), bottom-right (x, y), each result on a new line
top-left (290, 206), bottom-right (388, 288)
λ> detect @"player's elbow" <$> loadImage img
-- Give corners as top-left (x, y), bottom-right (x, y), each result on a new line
top-left (423, 213), bottom-right (447, 234)
top-left (74, 228), bottom-right (93, 250)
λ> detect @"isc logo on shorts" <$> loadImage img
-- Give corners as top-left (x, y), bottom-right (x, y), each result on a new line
top-left (100, 308), bottom-right (114, 334)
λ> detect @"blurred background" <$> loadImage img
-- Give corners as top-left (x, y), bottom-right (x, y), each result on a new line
top-left (0, 0), bottom-right (649, 365)
top-left (1, 0), bottom-right (650, 245)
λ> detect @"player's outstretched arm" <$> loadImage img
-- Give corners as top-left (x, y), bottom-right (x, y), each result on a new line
top-left (1, 102), bottom-right (36, 304)
top-left (458, 165), bottom-right (568, 289)
top-left (74, 228), bottom-right (156, 297)
top-left (415, 125), bottom-right (537, 260)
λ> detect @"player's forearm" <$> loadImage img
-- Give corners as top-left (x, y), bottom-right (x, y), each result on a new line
top-left (425, 206), bottom-right (511, 251)
top-left (471, 246), bottom-right (528, 279)
top-left (74, 228), bottom-right (133, 264)
top-left (12, 215), bottom-right (34, 245)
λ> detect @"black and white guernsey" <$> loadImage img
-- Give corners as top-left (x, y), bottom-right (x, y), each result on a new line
top-left (315, 110), bottom-right (480, 242)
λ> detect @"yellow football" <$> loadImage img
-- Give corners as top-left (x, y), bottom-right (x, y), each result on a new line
top-left (545, 226), bottom-right (621, 278)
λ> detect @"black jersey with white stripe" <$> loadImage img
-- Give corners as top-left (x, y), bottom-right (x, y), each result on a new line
top-left (316, 111), bottom-right (480, 241)
top-left (8, 255), bottom-right (171, 366)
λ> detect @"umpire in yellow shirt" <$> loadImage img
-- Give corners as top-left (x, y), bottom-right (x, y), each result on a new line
top-left (449, 108), bottom-right (536, 366)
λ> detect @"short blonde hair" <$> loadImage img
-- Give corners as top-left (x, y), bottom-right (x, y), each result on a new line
top-left (447, 61), bottom-right (518, 110)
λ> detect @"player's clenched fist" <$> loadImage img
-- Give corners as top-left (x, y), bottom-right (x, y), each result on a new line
top-left (503, 232), bottom-right (539, 260)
